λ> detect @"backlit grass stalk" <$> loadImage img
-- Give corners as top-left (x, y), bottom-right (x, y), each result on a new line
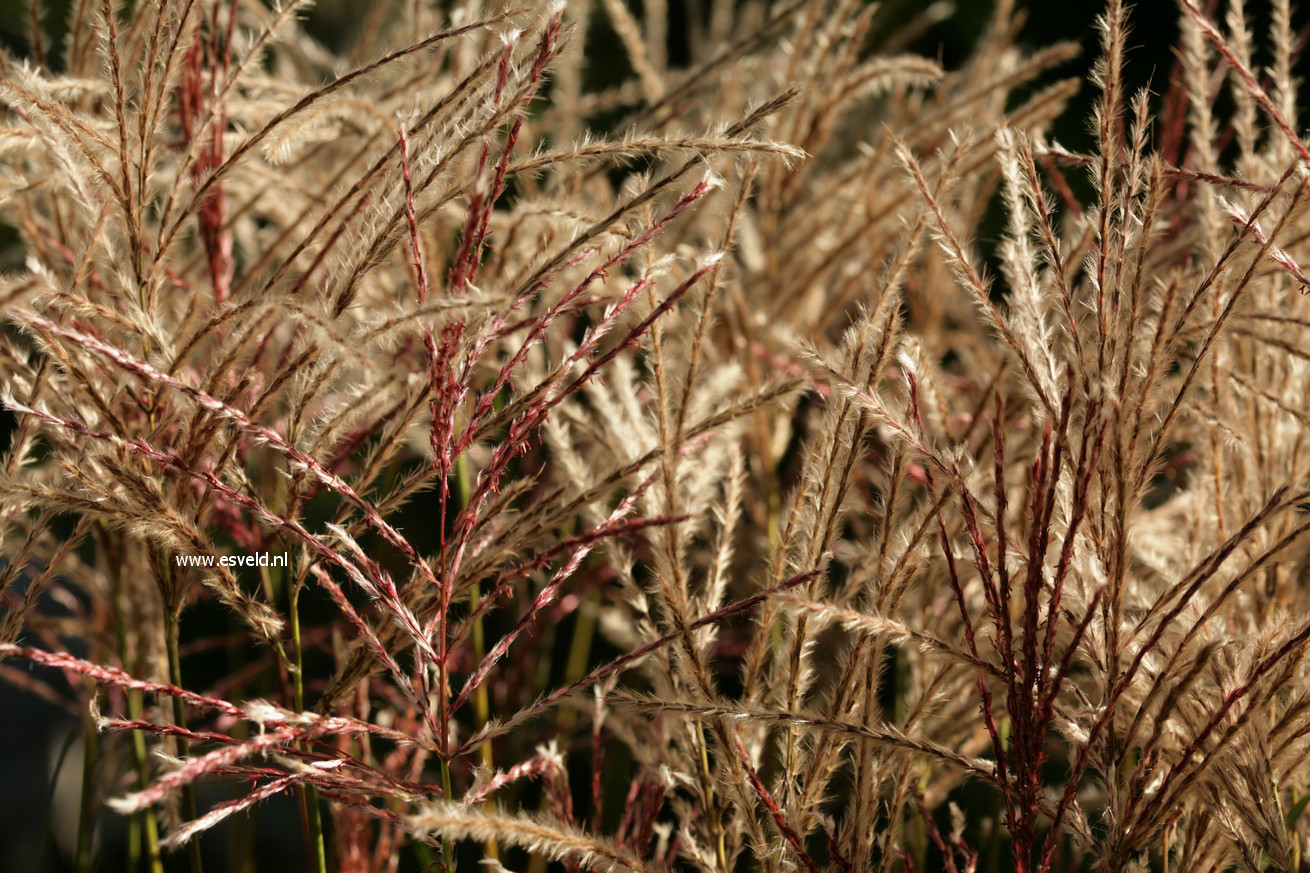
top-left (164, 605), bottom-right (204, 873)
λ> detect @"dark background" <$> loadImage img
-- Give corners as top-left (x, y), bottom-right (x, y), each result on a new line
top-left (0, 0), bottom-right (1256, 159)
top-left (0, 1), bottom-right (1304, 871)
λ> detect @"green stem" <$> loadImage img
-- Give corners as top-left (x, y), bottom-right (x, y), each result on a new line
top-left (126, 679), bottom-right (163, 873)
top-left (290, 580), bottom-right (328, 873)
top-left (127, 806), bottom-right (140, 873)
top-left (228, 714), bottom-right (255, 873)
top-left (165, 608), bottom-right (204, 873)
top-left (109, 534), bottom-right (163, 873)
top-left (468, 580), bottom-right (499, 861)
top-left (562, 598), bottom-right (597, 703)
top-left (435, 451), bottom-right (475, 872)
top-left (75, 709), bottom-right (99, 873)
top-left (696, 724), bottom-right (727, 872)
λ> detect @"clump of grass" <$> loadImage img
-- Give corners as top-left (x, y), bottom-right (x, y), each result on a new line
top-left (2, 1), bottom-right (1310, 872)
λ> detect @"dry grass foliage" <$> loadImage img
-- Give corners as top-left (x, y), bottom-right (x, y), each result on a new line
top-left (3, 0), bottom-right (1310, 871)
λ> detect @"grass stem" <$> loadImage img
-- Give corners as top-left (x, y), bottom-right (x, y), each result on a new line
top-left (108, 531), bottom-right (164, 873)
top-left (164, 608), bottom-right (204, 873)
top-left (290, 577), bottom-right (328, 873)
top-left (74, 708), bottom-right (99, 873)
